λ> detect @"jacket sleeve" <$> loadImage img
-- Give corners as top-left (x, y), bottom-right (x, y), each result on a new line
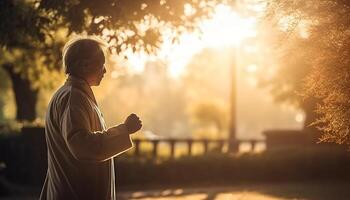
top-left (61, 91), bottom-right (133, 162)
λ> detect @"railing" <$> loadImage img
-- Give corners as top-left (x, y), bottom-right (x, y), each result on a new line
top-left (131, 138), bottom-right (265, 159)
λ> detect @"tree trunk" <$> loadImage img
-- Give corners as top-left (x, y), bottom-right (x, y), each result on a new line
top-left (2, 63), bottom-right (38, 122)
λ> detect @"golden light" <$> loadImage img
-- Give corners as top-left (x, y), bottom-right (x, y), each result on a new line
top-left (243, 45), bottom-right (257, 53)
top-left (119, 4), bottom-right (257, 78)
top-left (278, 16), bottom-right (311, 39)
top-left (245, 64), bottom-right (258, 73)
top-left (246, 77), bottom-right (258, 87)
top-left (295, 113), bottom-right (305, 123)
top-left (199, 5), bottom-right (257, 47)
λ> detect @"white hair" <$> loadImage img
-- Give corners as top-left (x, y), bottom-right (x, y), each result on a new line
top-left (62, 36), bottom-right (108, 76)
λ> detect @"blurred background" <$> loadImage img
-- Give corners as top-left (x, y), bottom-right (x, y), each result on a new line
top-left (1, 0), bottom-right (350, 199)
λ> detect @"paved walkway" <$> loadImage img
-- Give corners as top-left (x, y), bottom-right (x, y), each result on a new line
top-left (119, 188), bottom-right (284, 200)
top-left (1, 182), bottom-right (350, 200)
top-left (117, 182), bottom-right (350, 200)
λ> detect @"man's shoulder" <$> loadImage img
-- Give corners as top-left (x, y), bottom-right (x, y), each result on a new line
top-left (61, 84), bottom-right (94, 108)
top-left (53, 84), bottom-right (87, 100)
top-left (46, 84), bottom-right (92, 123)
top-left (49, 84), bottom-right (84, 108)
top-left (51, 85), bottom-right (71, 103)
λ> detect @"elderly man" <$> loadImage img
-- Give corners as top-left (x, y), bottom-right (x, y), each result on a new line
top-left (40, 37), bottom-right (142, 200)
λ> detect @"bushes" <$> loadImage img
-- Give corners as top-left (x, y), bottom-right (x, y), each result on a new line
top-left (116, 147), bottom-right (350, 187)
top-left (1, 127), bottom-right (350, 189)
top-left (0, 127), bottom-right (47, 186)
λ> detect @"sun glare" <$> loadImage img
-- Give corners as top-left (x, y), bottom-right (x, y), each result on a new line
top-left (115, 4), bottom-right (257, 78)
top-left (200, 5), bottom-right (257, 47)
top-left (246, 64), bottom-right (258, 73)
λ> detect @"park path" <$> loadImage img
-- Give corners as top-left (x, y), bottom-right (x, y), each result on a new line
top-left (1, 182), bottom-right (350, 200)
top-left (117, 182), bottom-right (350, 200)
top-left (118, 187), bottom-right (284, 200)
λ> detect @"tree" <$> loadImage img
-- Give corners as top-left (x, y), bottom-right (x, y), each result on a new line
top-left (0, 68), bottom-right (12, 121)
top-left (1, 0), bottom-right (227, 121)
top-left (39, 0), bottom-right (221, 52)
top-left (191, 102), bottom-right (227, 139)
top-left (0, 0), bottom-right (63, 121)
top-left (183, 48), bottom-right (231, 138)
top-left (266, 0), bottom-right (350, 145)
top-left (258, 32), bottom-right (319, 132)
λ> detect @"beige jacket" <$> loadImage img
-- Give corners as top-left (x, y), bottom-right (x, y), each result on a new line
top-left (40, 75), bottom-right (133, 200)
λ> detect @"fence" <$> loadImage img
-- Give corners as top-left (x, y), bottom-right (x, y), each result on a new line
top-left (131, 138), bottom-right (265, 159)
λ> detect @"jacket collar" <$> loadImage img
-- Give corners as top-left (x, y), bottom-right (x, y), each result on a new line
top-left (65, 75), bottom-right (97, 104)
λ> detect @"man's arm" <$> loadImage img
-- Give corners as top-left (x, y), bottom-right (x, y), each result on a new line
top-left (61, 92), bottom-right (134, 162)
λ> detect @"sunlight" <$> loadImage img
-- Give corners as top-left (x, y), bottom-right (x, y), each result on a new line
top-left (245, 64), bottom-right (258, 73)
top-left (199, 5), bottom-right (257, 47)
top-left (295, 113), bottom-right (305, 123)
top-left (122, 4), bottom-right (257, 78)
top-left (278, 16), bottom-right (311, 39)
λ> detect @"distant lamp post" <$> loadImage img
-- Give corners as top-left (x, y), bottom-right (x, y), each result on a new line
top-left (225, 6), bottom-right (257, 153)
top-left (228, 47), bottom-right (239, 153)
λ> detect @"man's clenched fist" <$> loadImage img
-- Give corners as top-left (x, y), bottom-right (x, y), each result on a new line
top-left (124, 113), bottom-right (142, 134)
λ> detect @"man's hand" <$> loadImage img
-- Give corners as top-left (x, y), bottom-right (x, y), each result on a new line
top-left (124, 113), bottom-right (142, 134)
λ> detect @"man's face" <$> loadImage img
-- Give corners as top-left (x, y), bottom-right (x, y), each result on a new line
top-left (87, 51), bottom-right (106, 86)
